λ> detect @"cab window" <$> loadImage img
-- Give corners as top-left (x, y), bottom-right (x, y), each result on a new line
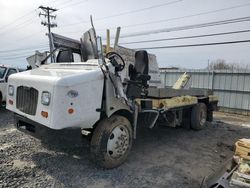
top-left (0, 67), bottom-right (7, 79)
top-left (6, 69), bottom-right (17, 77)
top-left (5, 69), bottom-right (17, 82)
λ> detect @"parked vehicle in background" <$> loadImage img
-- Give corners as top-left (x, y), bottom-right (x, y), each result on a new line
top-left (0, 65), bottom-right (21, 106)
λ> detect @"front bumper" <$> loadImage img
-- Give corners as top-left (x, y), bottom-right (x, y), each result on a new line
top-left (15, 113), bottom-right (47, 134)
top-left (14, 113), bottom-right (82, 143)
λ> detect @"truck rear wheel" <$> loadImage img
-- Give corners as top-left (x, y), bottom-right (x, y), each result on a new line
top-left (191, 103), bottom-right (207, 130)
top-left (90, 115), bottom-right (132, 169)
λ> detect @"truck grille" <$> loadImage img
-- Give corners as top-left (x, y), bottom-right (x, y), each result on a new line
top-left (16, 86), bottom-right (38, 115)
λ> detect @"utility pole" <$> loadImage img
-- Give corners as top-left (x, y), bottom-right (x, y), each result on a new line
top-left (38, 6), bottom-right (58, 63)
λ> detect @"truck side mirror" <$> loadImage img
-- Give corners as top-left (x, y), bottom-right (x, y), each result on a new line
top-left (96, 36), bottom-right (104, 66)
top-left (5, 76), bottom-right (8, 83)
top-left (96, 37), bottom-right (103, 59)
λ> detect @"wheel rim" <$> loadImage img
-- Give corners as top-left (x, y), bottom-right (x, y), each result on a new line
top-left (107, 124), bottom-right (130, 159)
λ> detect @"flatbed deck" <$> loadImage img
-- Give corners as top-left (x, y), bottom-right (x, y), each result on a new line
top-left (148, 87), bottom-right (213, 99)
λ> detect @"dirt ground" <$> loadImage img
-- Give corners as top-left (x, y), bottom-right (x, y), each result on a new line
top-left (0, 109), bottom-right (250, 188)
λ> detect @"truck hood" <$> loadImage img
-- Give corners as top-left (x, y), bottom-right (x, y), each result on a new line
top-left (9, 62), bottom-right (103, 87)
top-left (7, 61), bottom-right (105, 130)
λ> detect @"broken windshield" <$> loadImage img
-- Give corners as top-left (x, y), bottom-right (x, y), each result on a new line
top-left (0, 67), bottom-right (7, 79)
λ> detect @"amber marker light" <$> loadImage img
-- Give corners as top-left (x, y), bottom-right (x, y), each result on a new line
top-left (68, 108), bottom-right (74, 114)
top-left (41, 111), bottom-right (48, 118)
top-left (8, 100), bottom-right (13, 105)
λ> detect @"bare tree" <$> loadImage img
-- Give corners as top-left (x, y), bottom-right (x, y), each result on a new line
top-left (208, 59), bottom-right (249, 70)
top-left (208, 59), bottom-right (230, 70)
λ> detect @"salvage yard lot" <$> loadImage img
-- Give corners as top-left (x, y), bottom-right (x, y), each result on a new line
top-left (1, 108), bottom-right (250, 188)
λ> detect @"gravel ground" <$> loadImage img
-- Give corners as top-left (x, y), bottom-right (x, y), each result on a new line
top-left (1, 108), bottom-right (250, 188)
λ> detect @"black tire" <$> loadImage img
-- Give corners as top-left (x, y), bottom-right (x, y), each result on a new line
top-left (191, 103), bottom-right (207, 130)
top-left (90, 115), bottom-right (132, 169)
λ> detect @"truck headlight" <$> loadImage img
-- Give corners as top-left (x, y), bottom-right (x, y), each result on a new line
top-left (8, 85), bottom-right (14, 96)
top-left (41, 91), bottom-right (51, 105)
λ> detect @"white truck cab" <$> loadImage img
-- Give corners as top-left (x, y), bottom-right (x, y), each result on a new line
top-left (0, 65), bottom-right (20, 105)
top-left (7, 61), bottom-right (104, 129)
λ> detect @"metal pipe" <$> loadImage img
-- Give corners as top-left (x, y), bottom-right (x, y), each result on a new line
top-left (106, 29), bottom-right (110, 53)
top-left (141, 109), bottom-right (160, 129)
top-left (114, 27), bottom-right (121, 47)
top-left (133, 104), bottom-right (139, 139)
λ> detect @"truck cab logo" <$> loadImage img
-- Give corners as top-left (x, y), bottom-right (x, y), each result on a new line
top-left (67, 90), bottom-right (78, 98)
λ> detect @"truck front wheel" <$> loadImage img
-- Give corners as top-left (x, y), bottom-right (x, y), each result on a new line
top-left (90, 115), bottom-right (132, 169)
top-left (191, 103), bottom-right (207, 130)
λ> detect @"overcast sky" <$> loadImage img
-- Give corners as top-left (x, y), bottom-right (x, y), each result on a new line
top-left (0, 0), bottom-right (250, 68)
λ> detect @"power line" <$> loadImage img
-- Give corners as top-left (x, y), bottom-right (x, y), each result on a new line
top-left (59, 0), bottom-right (183, 28)
top-left (120, 29), bottom-right (250, 45)
top-left (55, 3), bottom-right (250, 36)
top-left (54, 0), bottom-right (73, 7)
top-left (120, 16), bottom-right (250, 38)
top-left (0, 17), bottom-right (38, 36)
top-left (0, 46), bottom-right (48, 55)
top-left (0, 48), bottom-right (49, 58)
top-left (58, 2), bottom-right (250, 31)
top-left (95, 0), bottom-right (182, 21)
top-left (119, 2), bottom-right (250, 29)
top-left (0, 44), bottom-right (48, 53)
top-left (0, 49), bottom-right (49, 59)
top-left (1, 31), bottom-right (45, 48)
top-left (0, 10), bottom-right (35, 30)
top-left (137, 39), bottom-right (250, 50)
top-left (2, 55), bottom-right (36, 60)
top-left (47, 0), bottom-right (60, 5)
top-left (58, 0), bottom-right (88, 9)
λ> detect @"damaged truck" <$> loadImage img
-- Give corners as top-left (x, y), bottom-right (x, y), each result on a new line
top-left (6, 28), bottom-right (218, 168)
